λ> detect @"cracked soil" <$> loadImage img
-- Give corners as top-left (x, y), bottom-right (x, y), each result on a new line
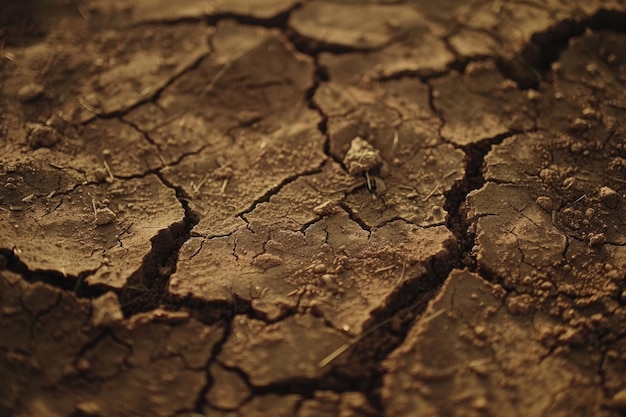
top-left (2, 0), bottom-right (626, 416)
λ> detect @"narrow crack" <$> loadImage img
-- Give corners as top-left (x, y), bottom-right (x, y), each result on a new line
top-left (205, 2), bottom-right (302, 31)
top-left (238, 163), bottom-right (326, 219)
top-left (338, 202), bottom-right (371, 233)
top-left (80, 55), bottom-right (211, 125)
top-left (193, 318), bottom-right (233, 413)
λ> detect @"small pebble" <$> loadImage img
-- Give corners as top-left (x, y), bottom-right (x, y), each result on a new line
top-left (17, 83), bottom-right (45, 102)
top-left (343, 137), bottom-right (382, 175)
top-left (94, 207), bottom-right (116, 226)
top-left (599, 186), bottom-right (620, 209)
top-left (588, 233), bottom-right (606, 247)
top-left (75, 401), bottom-right (102, 417)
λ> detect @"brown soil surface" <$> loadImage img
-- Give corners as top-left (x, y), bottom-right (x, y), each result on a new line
top-left (1, 1), bottom-right (626, 416)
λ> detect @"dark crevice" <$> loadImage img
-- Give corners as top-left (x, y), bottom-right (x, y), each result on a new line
top-left (205, 7), bottom-right (296, 30)
top-left (176, 298), bottom-right (246, 328)
top-left (443, 131), bottom-right (521, 271)
top-left (119, 117), bottom-right (213, 171)
top-left (202, 2), bottom-right (368, 59)
top-left (498, 8), bottom-right (626, 89)
top-left (0, 249), bottom-right (105, 298)
top-left (117, 173), bottom-right (199, 317)
top-left (286, 29), bottom-right (380, 57)
top-left (377, 57), bottom-right (469, 83)
top-left (426, 81), bottom-right (445, 141)
top-left (169, 288), bottom-right (297, 328)
top-left (327, 260), bottom-right (454, 412)
top-left (309, 66), bottom-right (349, 173)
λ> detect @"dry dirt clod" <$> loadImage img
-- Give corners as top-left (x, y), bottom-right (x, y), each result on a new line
top-left (27, 125), bottom-right (61, 149)
top-left (343, 137), bottom-right (382, 176)
top-left (599, 186), bottom-right (620, 209)
top-left (612, 389), bottom-right (626, 412)
top-left (94, 207), bottom-right (116, 226)
top-left (588, 232), bottom-right (606, 247)
top-left (17, 82), bottom-right (45, 101)
top-left (91, 292), bottom-right (123, 327)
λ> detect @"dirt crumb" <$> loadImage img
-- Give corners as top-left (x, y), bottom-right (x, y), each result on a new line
top-left (599, 186), bottom-right (620, 209)
top-left (18, 82), bottom-right (45, 101)
top-left (94, 207), bottom-right (116, 226)
top-left (343, 137), bottom-right (382, 176)
top-left (252, 253), bottom-right (284, 269)
top-left (91, 292), bottom-right (123, 327)
top-left (75, 401), bottom-right (102, 417)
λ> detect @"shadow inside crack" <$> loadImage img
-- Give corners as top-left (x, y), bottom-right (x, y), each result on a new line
top-left (0, 248), bottom-right (105, 298)
top-left (500, 8), bottom-right (626, 89)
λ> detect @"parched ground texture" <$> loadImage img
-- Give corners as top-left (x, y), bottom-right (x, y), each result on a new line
top-left (1, 0), bottom-right (626, 416)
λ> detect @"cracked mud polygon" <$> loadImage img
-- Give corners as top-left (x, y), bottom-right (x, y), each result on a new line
top-left (2, 1), bottom-right (626, 416)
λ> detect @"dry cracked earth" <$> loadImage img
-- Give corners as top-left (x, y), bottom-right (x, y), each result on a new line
top-left (1, 0), bottom-right (626, 416)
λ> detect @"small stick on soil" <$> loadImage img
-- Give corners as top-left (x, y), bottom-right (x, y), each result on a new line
top-left (180, 198), bottom-right (206, 212)
top-left (77, 3), bottom-right (91, 20)
top-left (103, 160), bottom-right (115, 181)
top-left (148, 110), bottom-right (188, 133)
top-left (220, 178), bottom-right (229, 194)
top-left (73, 275), bottom-right (83, 293)
top-left (609, 175), bottom-right (626, 183)
top-left (318, 307), bottom-right (446, 368)
top-left (191, 175), bottom-right (208, 194)
top-left (391, 129), bottom-right (399, 155)
top-left (422, 184), bottom-right (439, 202)
top-left (78, 97), bottom-right (103, 115)
top-left (570, 194), bottom-right (586, 205)
top-left (395, 260), bottom-right (406, 286)
top-left (364, 171), bottom-right (375, 197)
top-left (156, 150), bottom-right (168, 168)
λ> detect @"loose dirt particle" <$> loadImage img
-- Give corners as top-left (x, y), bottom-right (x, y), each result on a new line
top-left (252, 253), bottom-right (283, 270)
top-left (611, 389), bottom-right (626, 412)
top-left (343, 137), bottom-right (382, 176)
top-left (94, 207), bottom-right (116, 226)
top-left (91, 292), bottom-right (123, 327)
top-left (18, 82), bottom-right (45, 101)
top-left (27, 125), bottom-right (60, 149)
top-left (589, 232), bottom-right (606, 247)
top-left (600, 186), bottom-right (620, 209)
top-left (75, 401), bottom-right (102, 417)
